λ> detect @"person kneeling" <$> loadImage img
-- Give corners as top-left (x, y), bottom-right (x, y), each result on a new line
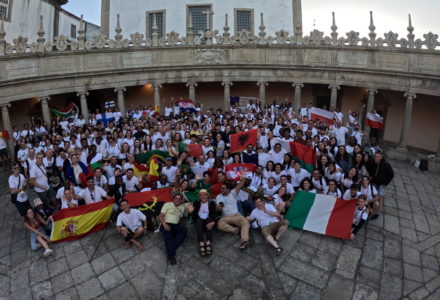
top-left (350, 195), bottom-right (368, 240)
top-left (116, 200), bottom-right (147, 250)
top-left (247, 198), bottom-right (289, 256)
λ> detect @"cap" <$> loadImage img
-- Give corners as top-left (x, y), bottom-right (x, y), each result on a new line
top-left (198, 189), bottom-right (209, 195)
top-left (33, 198), bottom-right (43, 207)
top-left (166, 157), bottom-right (173, 161)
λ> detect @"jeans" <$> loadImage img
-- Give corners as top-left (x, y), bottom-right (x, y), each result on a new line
top-left (194, 218), bottom-right (214, 243)
top-left (160, 223), bottom-right (187, 257)
top-left (237, 200), bottom-right (255, 217)
top-left (30, 227), bottom-right (49, 251)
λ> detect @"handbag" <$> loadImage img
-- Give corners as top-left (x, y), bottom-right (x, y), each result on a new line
top-left (10, 175), bottom-right (21, 204)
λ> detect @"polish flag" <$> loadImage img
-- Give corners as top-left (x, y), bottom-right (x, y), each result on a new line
top-left (366, 113), bottom-right (385, 130)
top-left (310, 107), bottom-right (335, 125)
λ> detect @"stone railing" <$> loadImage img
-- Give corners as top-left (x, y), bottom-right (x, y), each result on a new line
top-left (0, 11), bottom-right (439, 57)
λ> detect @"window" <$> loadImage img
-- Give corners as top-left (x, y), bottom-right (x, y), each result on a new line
top-left (187, 5), bottom-right (212, 36)
top-left (235, 9), bottom-right (254, 34)
top-left (0, 0), bottom-right (11, 22)
top-left (146, 10), bottom-right (165, 39)
top-left (70, 24), bottom-right (77, 39)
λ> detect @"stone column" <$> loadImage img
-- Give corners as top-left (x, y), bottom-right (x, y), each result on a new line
top-left (292, 83), bottom-right (304, 113)
top-left (222, 81), bottom-right (233, 111)
top-left (77, 91), bottom-right (89, 123)
top-left (328, 85), bottom-right (340, 110)
top-left (257, 82), bottom-right (268, 107)
top-left (399, 93), bottom-right (416, 149)
top-left (153, 84), bottom-right (162, 109)
top-left (40, 96), bottom-right (51, 125)
top-left (101, 0), bottom-right (110, 37)
top-left (114, 87), bottom-right (126, 116)
top-left (186, 82), bottom-right (197, 101)
top-left (364, 89), bottom-right (378, 134)
top-left (1, 104), bottom-right (14, 155)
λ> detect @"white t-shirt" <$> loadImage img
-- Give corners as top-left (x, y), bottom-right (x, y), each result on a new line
top-left (8, 174), bottom-right (28, 202)
top-left (249, 204), bottom-right (279, 228)
top-left (198, 202), bottom-right (210, 220)
top-left (288, 168), bottom-right (310, 187)
top-left (94, 175), bottom-right (108, 189)
top-left (216, 191), bottom-right (239, 217)
top-left (116, 209), bottom-right (146, 232)
top-left (360, 184), bottom-right (377, 202)
top-left (123, 175), bottom-right (139, 192)
top-left (161, 166), bottom-right (177, 183)
top-left (353, 207), bottom-right (368, 226)
top-left (29, 164), bottom-right (49, 193)
top-left (61, 198), bottom-right (79, 209)
top-left (79, 186), bottom-right (108, 204)
top-left (56, 186), bottom-right (82, 201)
top-left (333, 126), bottom-right (348, 146)
top-left (342, 190), bottom-right (361, 200)
top-left (0, 137), bottom-right (6, 150)
top-left (263, 184), bottom-right (278, 197)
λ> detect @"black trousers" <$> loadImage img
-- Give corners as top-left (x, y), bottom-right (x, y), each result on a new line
top-left (194, 218), bottom-right (214, 243)
top-left (160, 223), bottom-right (187, 257)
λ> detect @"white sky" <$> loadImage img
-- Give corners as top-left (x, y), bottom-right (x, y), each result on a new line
top-left (64, 0), bottom-right (440, 37)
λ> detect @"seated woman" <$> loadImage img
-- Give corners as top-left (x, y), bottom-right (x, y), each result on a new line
top-left (23, 206), bottom-right (54, 256)
top-left (299, 178), bottom-right (317, 194)
top-left (272, 186), bottom-right (292, 214)
top-left (189, 189), bottom-right (217, 257)
top-left (324, 179), bottom-right (342, 197)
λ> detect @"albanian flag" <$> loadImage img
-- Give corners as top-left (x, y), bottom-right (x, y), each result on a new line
top-left (230, 129), bottom-right (258, 153)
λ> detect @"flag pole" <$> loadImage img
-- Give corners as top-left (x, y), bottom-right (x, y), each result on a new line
top-left (88, 223), bottom-right (110, 262)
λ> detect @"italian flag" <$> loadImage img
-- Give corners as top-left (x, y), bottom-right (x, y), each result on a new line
top-left (310, 107), bottom-right (335, 124)
top-left (50, 103), bottom-right (78, 118)
top-left (285, 191), bottom-right (357, 239)
top-left (289, 142), bottom-right (316, 173)
top-left (366, 112), bottom-right (385, 130)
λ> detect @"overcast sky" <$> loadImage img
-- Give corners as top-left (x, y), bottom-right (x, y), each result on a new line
top-left (64, 0), bottom-right (440, 37)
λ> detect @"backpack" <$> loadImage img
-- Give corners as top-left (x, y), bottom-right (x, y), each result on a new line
top-left (419, 159), bottom-right (428, 172)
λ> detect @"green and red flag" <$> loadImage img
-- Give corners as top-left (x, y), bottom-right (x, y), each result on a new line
top-left (289, 142), bottom-right (316, 173)
top-left (135, 151), bottom-right (170, 164)
top-left (178, 143), bottom-right (203, 157)
top-left (50, 103), bottom-right (79, 118)
top-left (285, 191), bottom-right (357, 239)
top-left (230, 129), bottom-right (258, 153)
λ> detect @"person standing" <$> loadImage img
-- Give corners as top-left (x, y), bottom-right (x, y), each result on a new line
top-left (9, 163), bottom-right (30, 216)
top-left (29, 153), bottom-right (52, 206)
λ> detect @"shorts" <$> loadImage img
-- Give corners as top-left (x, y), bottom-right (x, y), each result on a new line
top-left (261, 220), bottom-right (289, 238)
top-left (0, 148), bottom-right (8, 157)
top-left (374, 184), bottom-right (386, 197)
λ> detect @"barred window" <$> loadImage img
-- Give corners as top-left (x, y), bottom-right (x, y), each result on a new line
top-left (0, 0), bottom-right (11, 21)
top-left (71, 24), bottom-right (77, 39)
top-left (147, 11), bottom-right (165, 39)
top-left (235, 9), bottom-right (254, 34)
top-left (188, 5), bottom-right (212, 37)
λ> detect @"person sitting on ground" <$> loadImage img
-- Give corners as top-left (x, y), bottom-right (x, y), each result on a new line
top-left (215, 174), bottom-right (251, 250)
top-left (189, 189), bottom-right (217, 257)
top-left (350, 195), bottom-right (369, 240)
top-left (23, 207), bottom-right (54, 256)
top-left (247, 198), bottom-right (289, 256)
top-left (343, 183), bottom-right (361, 200)
top-left (159, 193), bottom-right (192, 265)
top-left (116, 199), bottom-right (147, 250)
top-left (33, 198), bottom-right (54, 235)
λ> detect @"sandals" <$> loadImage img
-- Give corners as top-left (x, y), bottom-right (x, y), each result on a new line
top-left (199, 244), bottom-right (206, 256)
top-left (239, 240), bottom-right (251, 251)
top-left (275, 247), bottom-right (283, 256)
top-left (205, 243), bottom-right (212, 255)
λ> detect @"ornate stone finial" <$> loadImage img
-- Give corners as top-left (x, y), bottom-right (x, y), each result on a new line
top-left (115, 14), bottom-right (122, 41)
top-left (38, 15), bottom-right (45, 38)
top-left (186, 13), bottom-right (194, 46)
top-left (407, 14), bottom-right (415, 48)
top-left (152, 13), bottom-right (159, 46)
top-left (36, 15), bottom-right (46, 53)
top-left (330, 12), bottom-right (338, 45)
top-left (258, 13), bottom-right (266, 44)
top-left (222, 13), bottom-right (230, 44)
top-left (368, 11), bottom-right (376, 46)
top-left (260, 12), bottom-right (265, 31)
top-left (0, 21), bottom-right (6, 56)
top-left (224, 13), bottom-right (229, 32)
top-left (77, 14), bottom-right (85, 49)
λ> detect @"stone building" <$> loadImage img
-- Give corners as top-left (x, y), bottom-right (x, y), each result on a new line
top-left (0, 0), bottom-right (439, 159)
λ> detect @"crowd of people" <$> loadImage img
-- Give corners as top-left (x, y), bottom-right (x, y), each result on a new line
top-left (6, 99), bottom-right (394, 263)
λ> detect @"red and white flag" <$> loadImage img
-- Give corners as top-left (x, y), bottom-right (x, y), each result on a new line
top-left (366, 113), bottom-right (385, 130)
top-left (225, 163), bottom-right (256, 181)
top-left (310, 107), bottom-right (335, 124)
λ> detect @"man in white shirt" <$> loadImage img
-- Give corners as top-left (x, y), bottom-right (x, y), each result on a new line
top-left (103, 156), bottom-right (122, 179)
top-left (216, 175), bottom-right (251, 250)
top-left (288, 161), bottom-right (310, 190)
top-left (0, 136), bottom-right (9, 170)
top-left (9, 163), bottom-right (30, 216)
top-left (351, 124), bottom-right (363, 146)
top-left (247, 198), bottom-right (288, 256)
top-left (122, 168), bottom-right (141, 193)
top-left (332, 121), bottom-right (349, 146)
top-left (276, 175), bottom-right (295, 195)
top-left (79, 176), bottom-right (110, 205)
top-left (343, 184), bottom-right (361, 200)
top-left (30, 153), bottom-right (52, 206)
top-left (60, 189), bottom-right (79, 209)
top-left (116, 199), bottom-right (146, 249)
top-left (161, 157), bottom-right (177, 184)
top-left (56, 180), bottom-right (82, 207)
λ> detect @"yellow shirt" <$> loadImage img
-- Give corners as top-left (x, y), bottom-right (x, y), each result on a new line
top-left (161, 202), bottom-right (188, 224)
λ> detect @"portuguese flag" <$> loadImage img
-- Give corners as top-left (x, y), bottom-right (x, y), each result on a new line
top-left (50, 103), bottom-right (79, 118)
top-left (289, 142), bottom-right (316, 173)
top-left (178, 143), bottom-right (203, 157)
top-left (230, 129), bottom-right (258, 153)
top-left (50, 198), bottom-right (114, 242)
top-left (285, 191), bottom-right (356, 239)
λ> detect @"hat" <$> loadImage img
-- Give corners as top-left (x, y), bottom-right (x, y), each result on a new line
top-left (166, 157), bottom-right (173, 161)
top-left (33, 198), bottom-right (43, 207)
top-left (198, 189), bottom-right (209, 195)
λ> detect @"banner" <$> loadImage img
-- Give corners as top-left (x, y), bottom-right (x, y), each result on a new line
top-left (51, 199), bottom-right (114, 242)
top-left (50, 103), bottom-right (78, 118)
top-left (366, 112), bottom-right (385, 130)
top-left (230, 129), bottom-right (258, 153)
top-left (225, 163), bottom-right (256, 181)
top-left (290, 142), bottom-right (316, 173)
top-left (310, 107), bottom-right (335, 124)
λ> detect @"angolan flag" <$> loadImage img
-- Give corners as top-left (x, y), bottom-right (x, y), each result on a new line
top-left (50, 103), bottom-right (78, 118)
top-left (285, 191), bottom-right (357, 239)
top-left (366, 112), bottom-right (385, 130)
top-left (289, 142), bottom-right (316, 173)
top-left (310, 107), bottom-right (335, 124)
top-left (230, 129), bottom-right (258, 153)
top-left (225, 163), bottom-right (256, 181)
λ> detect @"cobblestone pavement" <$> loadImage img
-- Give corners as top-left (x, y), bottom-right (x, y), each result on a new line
top-left (0, 159), bottom-right (439, 299)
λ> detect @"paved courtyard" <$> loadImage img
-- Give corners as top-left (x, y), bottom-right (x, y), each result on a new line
top-left (0, 159), bottom-right (439, 299)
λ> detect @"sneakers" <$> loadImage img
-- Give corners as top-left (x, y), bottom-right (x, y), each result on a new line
top-left (239, 240), bottom-right (251, 251)
top-left (43, 248), bottom-right (54, 257)
top-left (168, 256), bottom-right (177, 265)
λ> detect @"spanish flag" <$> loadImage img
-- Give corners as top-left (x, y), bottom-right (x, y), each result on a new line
top-left (50, 199), bottom-right (114, 242)
top-left (148, 156), bottom-right (160, 181)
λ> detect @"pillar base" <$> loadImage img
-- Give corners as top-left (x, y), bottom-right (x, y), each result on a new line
top-left (385, 147), bottom-right (409, 161)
